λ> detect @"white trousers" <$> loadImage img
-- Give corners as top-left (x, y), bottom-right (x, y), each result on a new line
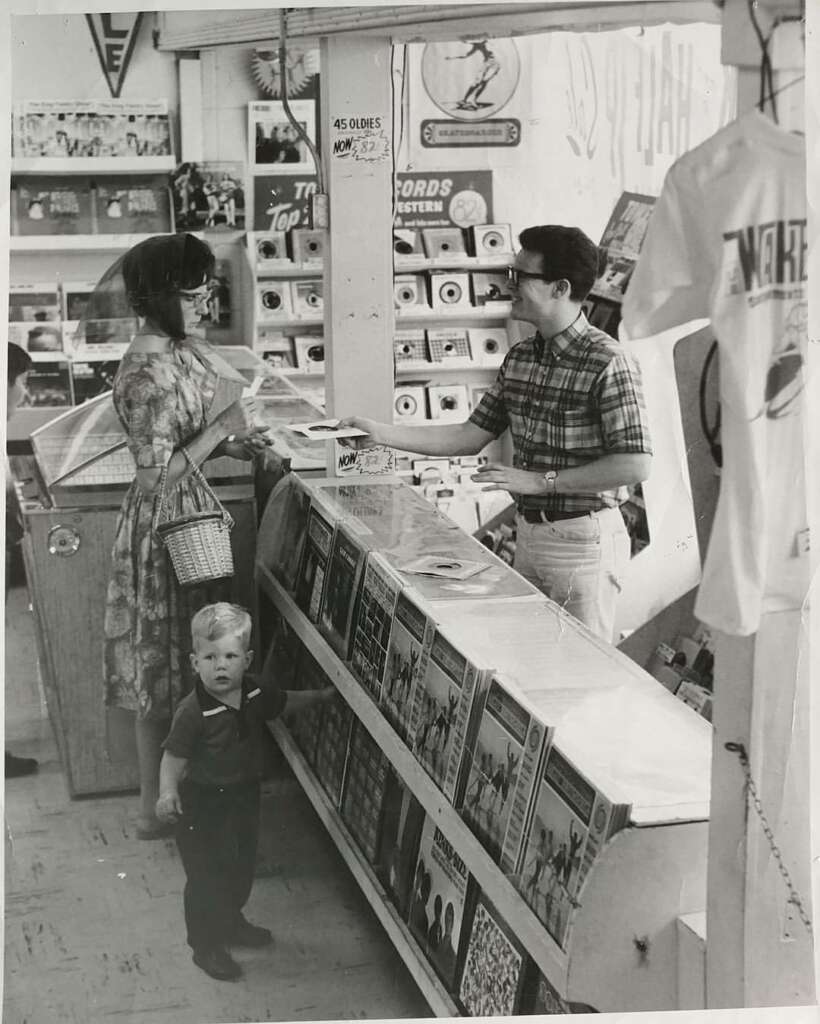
top-left (513, 506), bottom-right (630, 643)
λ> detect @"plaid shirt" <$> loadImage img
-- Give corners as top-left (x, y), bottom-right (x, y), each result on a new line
top-left (469, 312), bottom-right (652, 514)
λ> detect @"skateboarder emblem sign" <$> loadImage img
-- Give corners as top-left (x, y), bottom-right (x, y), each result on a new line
top-left (421, 38), bottom-right (521, 122)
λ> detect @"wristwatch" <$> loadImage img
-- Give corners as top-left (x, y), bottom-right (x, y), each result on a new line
top-left (543, 470), bottom-right (558, 494)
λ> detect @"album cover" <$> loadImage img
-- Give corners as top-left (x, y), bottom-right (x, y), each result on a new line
top-left (59, 280), bottom-right (97, 324)
top-left (457, 895), bottom-right (528, 1017)
top-left (313, 691), bottom-right (354, 809)
top-left (8, 285), bottom-right (60, 324)
top-left (469, 223), bottom-right (514, 258)
top-left (13, 99), bottom-right (171, 159)
top-left (427, 383), bottom-right (469, 423)
top-left (349, 551), bottom-right (404, 704)
top-left (252, 174), bottom-right (317, 233)
top-left (393, 329), bottom-right (428, 367)
top-left (426, 328), bottom-right (472, 366)
top-left (589, 191), bottom-right (656, 303)
top-left (429, 271), bottom-right (472, 310)
top-left (408, 814), bottom-right (471, 990)
top-left (260, 472), bottom-right (312, 592)
top-left (381, 588), bottom-right (435, 743)
top-left (95, 175), bottom-right (173, 234)
top-left (12, 177), bottom-right (94, 235)
top-left (460, 677), bottom-right (552, 872)
top-left (293, 336), bottom-right (325, 372)
top-left (250, 99), bottom-right (316, 172)
top-left (318, 520), bottom-right (370, 661)
top-left (340, 720), bottom-right (391, 865)
top-left (470, 271), bottom-right (512, 306)
top-left (375, 767), bottom-right (426, 919)
top-left (282, 641), bottom-right (330, 768)
top-left (21, 363), bottom-right (72, 407)
top-left (516, 744), bottom-right (626, 949)
top-left (294, 500), bottom-right (337, 623)
top-left (394, 385), bottom-right (428, 423)
top-left (290, 227), bottom-right (325, 264)
top-left (408, 627), bottom-right (487, 805)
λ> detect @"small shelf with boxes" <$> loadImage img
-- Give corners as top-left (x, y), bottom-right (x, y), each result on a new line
top-left (246, 228), bottom-right (327, 378)
top-left (10, 99), bottom-right (176, 252)
top-left (391, 223), bottom-right (516, 428)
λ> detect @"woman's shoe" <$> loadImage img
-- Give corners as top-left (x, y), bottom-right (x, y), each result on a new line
top-left (135, 818), bottom-right (175, 840)
top-left (5, 752), bottom-right (38, 778)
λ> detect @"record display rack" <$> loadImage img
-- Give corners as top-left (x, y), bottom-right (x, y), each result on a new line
top-left (10, 233), bottom-right (165, 252)
top-left (259, 565), bottom-right (572, 1003)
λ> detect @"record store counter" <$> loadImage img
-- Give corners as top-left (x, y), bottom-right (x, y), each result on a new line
top-left (255, 472), bottom-right (712, 1017)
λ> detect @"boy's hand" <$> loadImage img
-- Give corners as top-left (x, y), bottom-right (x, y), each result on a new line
top-left (156, 790), bottom-right (183, 823)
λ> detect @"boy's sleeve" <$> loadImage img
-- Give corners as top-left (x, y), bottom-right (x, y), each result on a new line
top-left (162, 699), bottom-right (200, 759)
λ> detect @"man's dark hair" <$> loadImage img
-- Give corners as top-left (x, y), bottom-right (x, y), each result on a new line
top-left (7, 343), bottom-right (33, 386)
top-left (121, 233), bottom-right (215, 341)
top-left (518, 225), bottom-right (607, 302)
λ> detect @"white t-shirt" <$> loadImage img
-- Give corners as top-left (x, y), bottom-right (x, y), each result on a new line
top-left (622, 110), bottom-right (808, 636)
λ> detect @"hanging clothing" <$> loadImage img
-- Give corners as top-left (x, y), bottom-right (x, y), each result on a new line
top-left (622, 110), bottom-right (809, 636)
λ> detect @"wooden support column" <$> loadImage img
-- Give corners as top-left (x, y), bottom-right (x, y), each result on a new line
top-left (320, 33), bottom-right (395, 440)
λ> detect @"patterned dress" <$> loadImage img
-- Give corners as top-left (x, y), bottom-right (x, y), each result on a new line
top-left (103, 341), bottom-right (229, 721)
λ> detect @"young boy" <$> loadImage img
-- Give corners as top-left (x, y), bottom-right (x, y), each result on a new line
top-left (156, 602), bottom-right (335, 981)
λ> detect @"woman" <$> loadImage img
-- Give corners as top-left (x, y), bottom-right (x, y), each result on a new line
top-left (101, 233), bottom-right (270, 839)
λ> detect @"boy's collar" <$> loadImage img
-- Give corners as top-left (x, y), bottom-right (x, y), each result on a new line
top-left (196, 674), bottom-right (249, 712)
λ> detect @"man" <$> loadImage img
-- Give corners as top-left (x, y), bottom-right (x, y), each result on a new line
top-left (340, 225), bottom-right (652, 642)
top-left (6, 343), bottom-right (39, 777)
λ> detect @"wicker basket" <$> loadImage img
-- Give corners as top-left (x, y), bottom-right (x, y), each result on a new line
top-left (153, 451), bottom-right (235, 586)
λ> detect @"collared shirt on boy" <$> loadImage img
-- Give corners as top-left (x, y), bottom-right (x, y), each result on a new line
top-left (162, 673), bottom-right (287, 787)
top-left (468, 311), bottom-right (653, 515)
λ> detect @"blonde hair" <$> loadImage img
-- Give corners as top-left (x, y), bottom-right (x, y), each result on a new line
top-left (190, 602), bottom-right (252, 648)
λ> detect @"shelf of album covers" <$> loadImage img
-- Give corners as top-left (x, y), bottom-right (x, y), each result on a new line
top-left (11, 157), bottom-right (177, 176)
top-left (9, 233), bottom-right (169, 252)
top-left (257, 564), bottom-right (572, 992)
top-left (268, 718), bottom-right (459, 1017)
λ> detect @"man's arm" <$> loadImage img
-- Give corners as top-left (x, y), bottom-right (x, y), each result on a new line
top-left (336, 416), bottom-right (496, 458)
top-left (472, 452), bottom-right (652, 496)
top-left (155, 752), bottom-right (188, 822)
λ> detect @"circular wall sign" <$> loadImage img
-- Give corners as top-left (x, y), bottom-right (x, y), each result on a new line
top-left (421, 38), bottom-right (521, 122)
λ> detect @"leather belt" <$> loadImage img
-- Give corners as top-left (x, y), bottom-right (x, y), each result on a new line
top-left (518, 508), bottom-right (597, 524)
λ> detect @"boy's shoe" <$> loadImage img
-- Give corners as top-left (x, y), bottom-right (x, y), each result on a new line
top-left (5, 752), bottom-right (38, 778)
top-left (228, 915), bottom-right (273, 948)
top-left (192, 945), bottom-right (242, 981)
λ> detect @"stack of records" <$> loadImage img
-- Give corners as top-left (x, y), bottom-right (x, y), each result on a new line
top-left (318, 521), bottom-right (370, 661)
top-left (294, 495), bottom-right (338, 624)
top-left (286, 645), bottom-right (331, 768)
top-left (379, 588), bottom-right (435, 742)
top-left (313, 692), bottom-right (354, 809)
top-left (349, 552), bottom-right (404, 705)
top-left (375, 768), bottom-right (426, 919)
top-left (456, 894), bottom-right (529, 1017)
top-left (256, 472), bottom-right (313, 593)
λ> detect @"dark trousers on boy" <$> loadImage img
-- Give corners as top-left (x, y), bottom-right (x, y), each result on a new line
top-left (174, 778), bottom-right (260, 950)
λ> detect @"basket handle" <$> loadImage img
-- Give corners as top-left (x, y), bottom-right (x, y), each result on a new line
top-left (152, 448), bottom-right (235, 538)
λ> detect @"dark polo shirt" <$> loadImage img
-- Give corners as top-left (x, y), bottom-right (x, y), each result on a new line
top-left (163, 673), bottom-right (287, 787)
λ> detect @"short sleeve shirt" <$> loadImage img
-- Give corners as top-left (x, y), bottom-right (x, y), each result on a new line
top-left (162, 673), bottom-right (287, 786)
top-left (469, 311), bottom-right (652, 513)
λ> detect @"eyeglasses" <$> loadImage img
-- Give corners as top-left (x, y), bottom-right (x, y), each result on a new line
top-left (505, 266), bottom-right (549, 287)
top-left (178, 286), bottom-right (212, 305)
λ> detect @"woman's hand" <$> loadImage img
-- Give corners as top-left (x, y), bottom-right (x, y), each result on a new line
top-left (336, 416), bottom-right (380, 450)
top-left (156, 790), bottom-right (183, 824)
top-left (216, 397), bottom-right (270, 442)
top-left (220, 435), bottom-right (273, 462)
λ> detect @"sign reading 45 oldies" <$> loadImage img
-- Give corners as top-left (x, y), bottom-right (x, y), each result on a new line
top-left (394, 171), bottom-right (493, 230)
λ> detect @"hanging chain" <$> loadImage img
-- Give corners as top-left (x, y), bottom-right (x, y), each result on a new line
top-left (725, 741), bottom-right (813, 935)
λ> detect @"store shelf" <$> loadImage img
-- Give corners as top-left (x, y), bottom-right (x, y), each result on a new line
top-left (268, 719), bottom-right (459, 1018)
top-left (257, 317), bottom-right (324, 330)
top-left (395, 255), bottom-right (512, 273)
top-left (255, 262), bottom-right (324, 278)
top-left (395, 362), bottom-right (502, 376)
top-left (396, 305), bottom-right (511, 326)
top-left (10, 233), bottom-right (164, 252)
top-left (257, 564), bottom-right (570, 996)
top-left (11, 156), bottom-right (176, 175)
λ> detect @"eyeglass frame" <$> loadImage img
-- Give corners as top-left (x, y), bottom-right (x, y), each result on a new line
top-left (505, 265), bottom-right (552, 287)
top-left (177, 284), bottom-right (213, 305)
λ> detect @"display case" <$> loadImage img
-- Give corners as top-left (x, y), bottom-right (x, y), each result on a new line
top-left (257, 472), bottom-right (711, 1014)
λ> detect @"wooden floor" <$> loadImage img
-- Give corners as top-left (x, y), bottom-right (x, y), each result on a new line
top-left (3, 582), bottom-right (430, 1023)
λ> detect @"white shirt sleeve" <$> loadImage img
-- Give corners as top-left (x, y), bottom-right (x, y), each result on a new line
top-left (621, 164), bottom-right (713, 338)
